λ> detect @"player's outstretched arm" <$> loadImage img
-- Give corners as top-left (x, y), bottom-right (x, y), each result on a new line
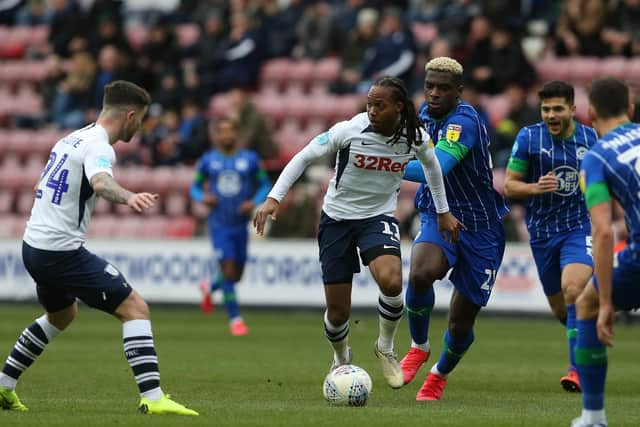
top-left (91, 172), bottom-right (158, 212)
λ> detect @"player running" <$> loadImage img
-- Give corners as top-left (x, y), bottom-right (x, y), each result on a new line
top-left (571, 77), bottom-right (640, 427)
top-left (0, 81), bottom-right (198, 415)
top-left (504, 81), bottom-right (598, 392)
top-left (253, 76), bottom-right (463, 389)
top-left (191, 116), bottom-right (271, 336)
top-left (400, 57), bottom-right (508, 401)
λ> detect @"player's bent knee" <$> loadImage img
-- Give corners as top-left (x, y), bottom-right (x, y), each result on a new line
top-left (47, 303), bottom-right (78, 330)
top-left (114, 291), bottom-right (150, 322)
top-left (408, 269), bottom-right (439, 291)
top-left (326, 308), bottom-right (349, 326)
top-left (575, 291), bottom-right (598, 320)
top-left (561, 280), bottom-right (585, 302)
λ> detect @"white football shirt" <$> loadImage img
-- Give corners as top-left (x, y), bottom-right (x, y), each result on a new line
top-left (24, 123), bottom-right (115, 250)
top-left (268, 112), bottom-right (447, 220)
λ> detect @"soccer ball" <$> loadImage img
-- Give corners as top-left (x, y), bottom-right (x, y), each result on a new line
top-left (323, 364), bottom-right (372, 406)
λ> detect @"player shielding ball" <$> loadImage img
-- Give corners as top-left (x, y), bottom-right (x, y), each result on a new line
top-left (0, 81), bottom-right (197, 416)
top-left (400, 57), bottom-right (507, 401)
top-left (504, 81), bottom-right (598, 392)
top-left (571, 78), bottom-right (640, 427)
top-left (254, 76), bottom-right (463, 389)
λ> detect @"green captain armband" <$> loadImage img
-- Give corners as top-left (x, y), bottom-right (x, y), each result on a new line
top-left (435, 139), bottom-right (469, 162)
top-left (584, 182), bottom-right (611, 209)
top-left (507, 157), bottom-right (528, 174)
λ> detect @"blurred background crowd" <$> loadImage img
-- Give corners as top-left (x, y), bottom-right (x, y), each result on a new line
top-left (0, 0), bottom-right (639, 241)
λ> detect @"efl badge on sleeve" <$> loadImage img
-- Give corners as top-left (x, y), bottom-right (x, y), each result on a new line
top-left (579, 170), bottom-right (586, 194)
top-left (445, 124), bottom-right (462, 145)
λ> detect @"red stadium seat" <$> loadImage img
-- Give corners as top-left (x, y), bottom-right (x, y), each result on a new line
top-left (113, 216), bottom-right (145, 238)
top-left (626, 58), bottom-right (640, 84)
top-left (311, 57), bottom-right (341, 83)
top-left (480, 95), bottom-right (511, 127)
top-left (93, 196), bottom-right (111, 215)
top-left (209, 93), bottom-right (230, 118)
top-left (164, 191), bottom-right (189, 217)
top-left (88, 215), bottom-right (118, 238)
top-left (598, 57), bottom-right (627, 80)
top-left (16, 189), bottom-right (35, 215)
top-left (140, 216), bottom-right (168, 238)
top-left (166, 216), bottom-right (196, 238)
top-left (254, 93), bottom-right (287, 124)
top-left (534, 56), bottom-right (571, 83)
top-left (566, 57), bottom-right (600, 84)
top-left (168, 166), bottom-right (195, 193)
top-left (260, 58), bottom-right (295, 90)
top-left (287, 59), bottom-right (315, 88)
top-left (0, 189), bottom-right (14, 214)
top-left (149, 166), bottom-right (175, 195)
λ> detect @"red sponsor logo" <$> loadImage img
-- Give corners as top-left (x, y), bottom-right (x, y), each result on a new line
top-left (353, 154), bottom-right (408, 172)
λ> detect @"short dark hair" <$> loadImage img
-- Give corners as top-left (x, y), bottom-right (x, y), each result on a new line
top-left (589, 77), bottom-right (629, 119)
top-left (538, 81), bottom-right (574, 104)
top-left (103, 80), bottom-right (151, 110)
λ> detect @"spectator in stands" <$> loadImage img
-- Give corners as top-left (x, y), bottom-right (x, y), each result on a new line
top-left (140, 18), bottom-right (180, 79)
top-left (493, 83), bottom-right (539, 168)
top-left (360, 6), bottom-right (417, 91)
top-left (200, 12), bottom-right (262, 93)
top-left (460, 79), bottom-right (494, 145)
top-left (197, 11), bottom-right (227, 70)
top-left (555, 0), bottom-right (609, 57)
top-left (51, 51), bottom-right (96, 129)
top-left (48, 0), bottom-right (87, 58)
top-left (178, 98), bottom-right (207, 162)
top-left (267, 0), bottom-right (306, 58)
top-left (88, 13), bottom-right (131, 58)
top-left (465, 24), bottom-right (536, 94)
top-left (408, 0), bottom-right (447, 23)
top-left (226, 88), bottom-right (278, 160)
top-left (151, 69), bottom-right (182, 110)
top-left (293, 1), bottom-right (332, 59)
top-left (329, 7), bottom-right (378, 95)
top-left (601, 0), bottom-right (640, 57)
top-left (90, 44), bottom-right (128, 112)
top-left (328, 0), bottom-right (365, 51)
top-left (16, 0), bottom-right (52, 27)
top-left (152, 109), bottom-right (183, 166)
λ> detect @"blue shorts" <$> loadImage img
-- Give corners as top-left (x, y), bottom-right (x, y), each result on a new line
top-left (594, 246), bottom-right (640, 311)
top-left (209, 224), bottom-right (248, 268)
top-left (22, 241), bottom-right (132, 314)
top-left (530, 229), bottom-right (593, 296)
top-left (414, 213), bottom-right (505, 307)
top-left (318, 211), bottom-right (401, 284)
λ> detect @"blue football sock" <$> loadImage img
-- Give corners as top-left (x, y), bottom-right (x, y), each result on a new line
top-left (575, 319), bottom-right (607, 411)
top-left (406, 285), bottom-right (434, 345)
top-left (566, 304), bottom-right (577, 369)
top-left (436, 329), bottom-right (474, 375)
top-left (221, 279), bottom-right (240, 320)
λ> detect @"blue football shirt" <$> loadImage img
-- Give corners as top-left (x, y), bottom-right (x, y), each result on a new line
top-left (195, 149), bottom-right (266, 227)
top-left (416, 100), bottom-right (508, 231)
top-left (581, 122), bottom-right (640, 249)
top-left (508, 121), bottom-right (597, 240)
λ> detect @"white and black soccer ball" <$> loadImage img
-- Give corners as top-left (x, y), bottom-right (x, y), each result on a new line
top-left (323, 364), bottom-right (372, 406)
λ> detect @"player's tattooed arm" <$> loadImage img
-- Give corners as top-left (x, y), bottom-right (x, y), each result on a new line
top-left (91, 172), bottom-right (158, 212)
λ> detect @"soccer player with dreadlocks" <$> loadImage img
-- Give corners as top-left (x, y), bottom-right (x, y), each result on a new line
top-left (400, 57), bottom-right (509, 401)
top-left (253, 76), bottom-right (463, 389)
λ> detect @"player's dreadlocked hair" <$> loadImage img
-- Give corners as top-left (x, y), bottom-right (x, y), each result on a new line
top-left (372, 76), bottom-right (424, 148)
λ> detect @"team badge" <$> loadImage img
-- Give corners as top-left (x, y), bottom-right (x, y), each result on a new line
top-left (236, 158), bottom-right (249, 171)
top-left (579, 170), bottom-right (586, 194)
top-left (445, 124), bottom-right (462, 145)
top-left (576, 146), bottom-right (587, 160)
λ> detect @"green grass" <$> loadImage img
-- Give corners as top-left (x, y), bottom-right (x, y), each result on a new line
top-left (0, 303), bottom-right (638, 426)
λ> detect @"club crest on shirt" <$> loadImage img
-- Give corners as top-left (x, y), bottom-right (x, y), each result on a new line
top-left (445, 124), bottom-right (462, 145)
top-left (579, 170), bottom-right (587, 194)
top-left (235, 158), bottom-right (249, 171)
top-left (576, 146), bottom-right (588, 160)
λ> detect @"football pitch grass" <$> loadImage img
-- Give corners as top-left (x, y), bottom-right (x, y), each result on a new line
top-left (1, 303), bottom-right (638, 426)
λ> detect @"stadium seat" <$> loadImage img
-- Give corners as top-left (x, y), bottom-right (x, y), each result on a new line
top-left (573, 85), bottom-right (590, 124)
top-left (16, 189), bottom-right (34, 215)
top-left (311, 57), bottom-right (341, 84)
top-left (168, 166), bottom-right (195, 193)
top-left (88, 215), bottom-right (118, 238)
top-left (534, 56), bottom-right (570, 82)
top-left (598, 57), bottom-right (628, 80)
top-left (480, 95), bottom-right (511, 127)
top-left (626, 58), bottom-right (640, 84)
top-left (113, 216), bottom-right (145, 238)
top-left (140, 215), bottom-right (168, 238)
top-left (0, 189), bottom-right (14, 214)
top-left (164, 191), bottom-right (189, 216)
top-left (166, 216), bottom-right (196, 238)
top-left (287, 59), bottom-right (315, 88)
top-left (566, 57), bottom-right (600, 84)
top-left (149, 166), bottom-right (175, 195)
top-left (254, 93), bottom-right (287, 124)
top-left (93, 196), bottom-right (111, 215)
top-left (260, 58), bottom-right (294, 91)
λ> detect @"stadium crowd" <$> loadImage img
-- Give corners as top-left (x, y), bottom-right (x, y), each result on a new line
top-left (0, 0), bottom-right (638, 240)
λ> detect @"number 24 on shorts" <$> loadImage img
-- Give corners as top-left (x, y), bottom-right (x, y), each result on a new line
top-left (36, 151), bottom-right (70, 205)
